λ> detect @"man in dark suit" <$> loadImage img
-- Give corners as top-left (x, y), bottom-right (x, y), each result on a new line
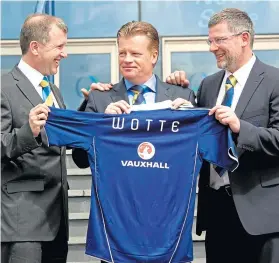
top-left (1, 14), bottom-right (69, 262)
top-left (73, 21), bottom-right (196, 172)
top-left (166, 8), bottom-right (279, 263)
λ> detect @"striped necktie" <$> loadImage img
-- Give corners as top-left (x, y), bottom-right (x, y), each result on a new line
top-left (130, 85), bottom-right (146, 105)
top-left (222, 75), bottom-right (237, 107)
top-left (215, 74), bottom-right (238, 176)
top-left (40, 76), bottom-right (53, 106)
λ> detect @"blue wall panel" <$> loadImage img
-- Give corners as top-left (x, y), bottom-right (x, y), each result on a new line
top-left (59, 53), bottom-right (111, 110)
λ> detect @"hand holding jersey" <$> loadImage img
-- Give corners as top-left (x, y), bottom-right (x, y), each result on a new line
top-left (104, 98), bottom-right (193, 114)
top-left (105, 100), bottom-right (131, 114)
top-left (29, 103), bottom-right (50, 137)
top-left (209, 105), bottom-right (240, 133)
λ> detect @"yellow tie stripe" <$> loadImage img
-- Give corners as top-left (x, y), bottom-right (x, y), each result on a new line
top-left (40, 79), bottom-right (49, 88)
top-left (132, 90), bottom-right (140, 105)
top-left (225, 75), bottom-right (237, 91)
top-left (40, 79), bottom-right (54, 106)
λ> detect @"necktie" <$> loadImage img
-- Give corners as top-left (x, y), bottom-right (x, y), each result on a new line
top-left (222, 75), bottom-right (237, 107)
top-left (130, 85), bottom-right (146, 105)
top-left (215, 75), bottom-right (237, 176)
top-left (40, 76), bottom-right (53, 106)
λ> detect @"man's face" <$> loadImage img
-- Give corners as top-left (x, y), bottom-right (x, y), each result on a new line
top-left (118, 35), bottom-right (158, 84)
top-left (208, 22), bottom-right (243, 72)
top-left (37, 24), bottom-right (67, 76)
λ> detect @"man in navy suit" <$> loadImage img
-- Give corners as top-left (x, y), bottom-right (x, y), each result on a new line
top-left (73, 21), bottom-right (196, 169)
top-left (166, 8), bottom-right (279, 263)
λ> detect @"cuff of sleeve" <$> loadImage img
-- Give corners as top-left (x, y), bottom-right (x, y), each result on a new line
top-left (78, 100), bottom-right (88, 112)
top-left (237, 120), bottom-right (255, 150)
top-left (17, 122), bottom-right (41, 153)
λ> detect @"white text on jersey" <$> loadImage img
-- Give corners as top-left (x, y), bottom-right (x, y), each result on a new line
top-left (112, 117), bottom-right (180, 133)
top-left (121, 161), bottom-right (170, 169)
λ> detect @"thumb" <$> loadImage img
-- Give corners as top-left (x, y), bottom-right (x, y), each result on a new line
top-left (81, 88), bottom-right (89, 99)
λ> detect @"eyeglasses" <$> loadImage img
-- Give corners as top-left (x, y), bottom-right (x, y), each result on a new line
top-left (206, 31), bottom-right (247, 46)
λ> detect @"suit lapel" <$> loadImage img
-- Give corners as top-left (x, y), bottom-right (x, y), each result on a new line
top-left (110, 78), bottom-right (129, 103)
top-left (50, 83), bottom-right (65, 109)
top-left (12, 66), bottom-right (43, 107)
top-left (155, 76), bottom-right (171, 102)
top-left (235, 59), bottom-right (264, 118)
top-left (207, 70), bottom-right (225, 107)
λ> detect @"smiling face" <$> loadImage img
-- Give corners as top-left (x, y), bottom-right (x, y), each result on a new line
top-left (36, 24), bottom-right (67, 76)
top-left (118, 35), bottom-right (158, 84)
top-left (208, 22), bottom-right (244, 73)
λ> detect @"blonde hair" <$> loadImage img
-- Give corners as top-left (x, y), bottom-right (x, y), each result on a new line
top-left (117, 21), bottom-right (159, 52)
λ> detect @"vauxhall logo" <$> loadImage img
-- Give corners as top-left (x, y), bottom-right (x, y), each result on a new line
top-left (121, 142), bottom-right (170, 169)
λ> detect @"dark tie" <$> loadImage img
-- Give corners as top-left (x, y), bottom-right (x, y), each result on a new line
top-left (130, 85), bottom-right (146, 105)
top-left (40, 76), bottom-right (53, 106)
top-left (222, 75), bottom-right (237, 107)
top-left (215, 75), bottom-right (237, 176)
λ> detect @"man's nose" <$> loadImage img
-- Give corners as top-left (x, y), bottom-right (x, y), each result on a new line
top-left (124, 54), bottom-right (133, 62)
top-left (209, 41), bottom-right (219, 53)
top-left (61, 47), bottom-right (68, 58)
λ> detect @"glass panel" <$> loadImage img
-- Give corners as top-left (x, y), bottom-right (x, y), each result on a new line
top-left (59, 53), bottom-right (111, 110)
top-left (142, 1), bottom-right (279, 36)
top-left (1, 55), bottom-right (21, 75)
top-left (2, 1), bottom-right (278, 39)
top-left (171, 51), bottom-right (218, 94)
top-left (171, 50), bottom-right (279, 94)
top-left (1, 1), bottom-right (38, 40)
top-left (254, 50), bottom-right (279, 68)
top-left (55, 1), bottom-right (138, 38)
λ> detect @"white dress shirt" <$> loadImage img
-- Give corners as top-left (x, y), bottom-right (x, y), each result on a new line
top-left (18, 59), bottom-right (59, 108)
top-left (210, 54), bottom-right (256, 189)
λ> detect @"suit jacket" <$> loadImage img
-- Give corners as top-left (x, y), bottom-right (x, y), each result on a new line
top-left (196, 58), bottom-right (279, 236)
top-left (73, 76), bottom-right (196, 168)
top-left (1, 66), bottom-right (69, 242)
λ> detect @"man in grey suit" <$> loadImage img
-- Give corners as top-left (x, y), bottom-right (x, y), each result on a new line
top-left (73, 21), bottom-right (196, 172)
top-left (1, 14), bottom-right (69, 262)
top-left (167, 8), bottom-right (279, 263)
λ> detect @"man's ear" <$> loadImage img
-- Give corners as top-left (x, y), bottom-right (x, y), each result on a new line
top-left (29, 41), bottom-right (39, 55)
top-left (151, 49), bottom-right (159, 66)
top-left (241, 32), bottom-right (250, 47)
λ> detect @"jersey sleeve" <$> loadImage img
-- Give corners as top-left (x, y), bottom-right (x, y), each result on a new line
top-left (198, 115), bottom-right (239, 172)
top-left (44, 107), bottom-right (98, 150)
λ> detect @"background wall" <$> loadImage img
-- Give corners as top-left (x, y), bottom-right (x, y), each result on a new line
top-left (1, 0), bottom-right (279, 109)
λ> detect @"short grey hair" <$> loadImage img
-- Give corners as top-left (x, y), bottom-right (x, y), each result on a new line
top-left (208, 8), bottom-right (255, 48)
top-left (20, 13), bottom-right (68, 55)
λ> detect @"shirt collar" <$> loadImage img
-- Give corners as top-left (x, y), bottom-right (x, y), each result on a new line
top-left (124, 74), bottom-right (156, 92)
top-left (225, 54), bottom-right (256, 87)
top-left (18, 59), bottom-right (44, 88)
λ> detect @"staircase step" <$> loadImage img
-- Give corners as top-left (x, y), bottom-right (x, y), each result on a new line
top-left (69, 196), bottom-right (91, 213)
top-left (68, 168), bottom-right (91, 176)
top-left (68, 174), bottom-right (92, 190)
top-left (67, 243), bottom-right (98, 262)
top-left (69, 190), bottom-right (91, 197)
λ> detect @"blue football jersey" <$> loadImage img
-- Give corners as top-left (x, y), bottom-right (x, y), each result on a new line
top-left (45, 107), bottom-right (238, 263)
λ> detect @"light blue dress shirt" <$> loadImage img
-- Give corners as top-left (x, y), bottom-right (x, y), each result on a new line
top-left (124, 74), bottom-right (156, 105)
